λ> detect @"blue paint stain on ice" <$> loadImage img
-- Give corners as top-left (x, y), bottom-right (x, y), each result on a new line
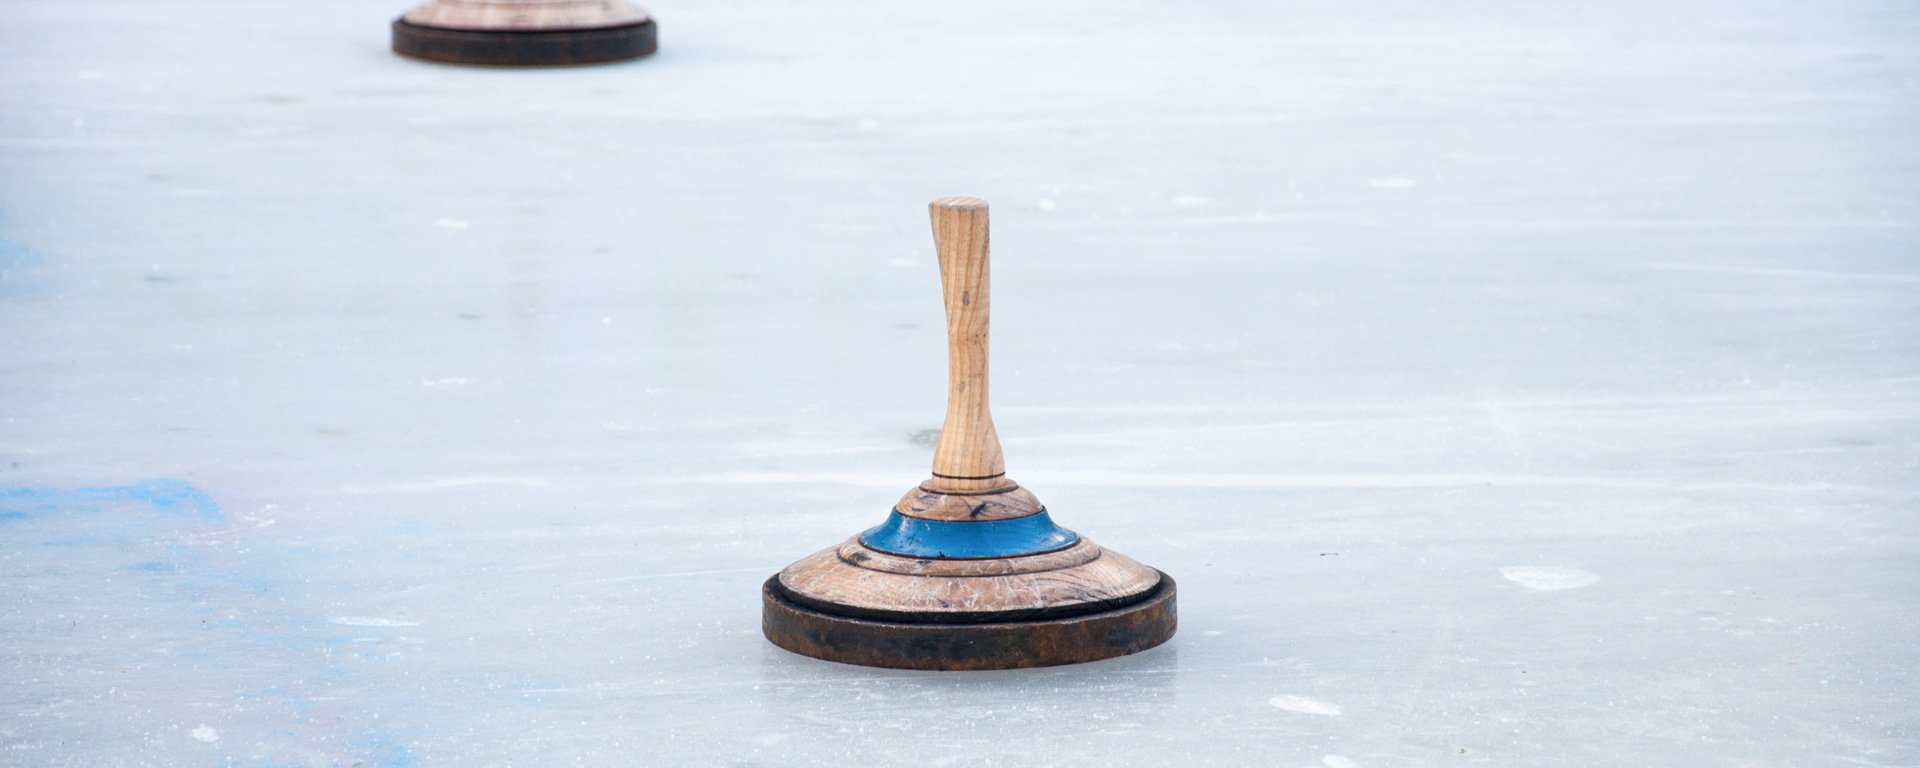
top-left (353, 731), bottom-right (421, 768)
top-left (0, 479), bottom-right (224, 523)
top-left (2, 479), bottom-right (422, 766)
top-left (0, 210), bottom-right (47, 298)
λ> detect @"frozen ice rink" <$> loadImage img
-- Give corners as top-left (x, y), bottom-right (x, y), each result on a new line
top-left (3, 0), bottom-right (1917, 765)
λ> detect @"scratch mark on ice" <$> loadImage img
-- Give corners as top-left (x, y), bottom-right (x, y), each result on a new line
top-left (1500, 566), bottom-right (1599, 590)
top-left (1269, 695), bottom-right (1342, 715)
top-left (565, 566), bottom-right (771, 587)
top-left (328, 616), bottom-right (419, 627)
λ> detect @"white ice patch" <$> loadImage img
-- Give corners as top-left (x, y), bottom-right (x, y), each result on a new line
top-left (1323, 756), bottom-right (1364, 768)
top-left (191, 726), bottom-right (219, 743)
top-left (1367, 178), bottom-right (1417, 189)
top-left (328, 616), bottom-right (419, 627)
top-left (433, 218), bottom-right (469, 229)
top-left (1173, 195), bottom-right (1210, 207)
top-left (1269, 695), bottom-right (1342, 715)
top-left (1501, 566), bottom-right (1599, 590)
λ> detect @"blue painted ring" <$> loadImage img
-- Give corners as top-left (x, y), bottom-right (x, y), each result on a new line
top-left (857, 510), bottom-right (1079, 559)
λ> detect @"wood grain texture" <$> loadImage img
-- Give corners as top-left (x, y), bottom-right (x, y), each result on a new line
top-left (777, 538), bottom-right (1161, 619)
top-left (927, 196), bottom-right (1006, 493)
top-left (894, 481), bottom-right (1041, 521)
top-left (834, 537), bottom-right (1102, 576)
top-left (400, 0), bottom-right (649, 31)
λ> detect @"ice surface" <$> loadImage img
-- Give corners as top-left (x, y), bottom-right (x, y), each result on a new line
top-left (1, 0), bottom-right (1916, 765)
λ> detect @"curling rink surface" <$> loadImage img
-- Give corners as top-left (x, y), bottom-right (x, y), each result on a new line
top-left (2, 0), bottom-right (1916, 764)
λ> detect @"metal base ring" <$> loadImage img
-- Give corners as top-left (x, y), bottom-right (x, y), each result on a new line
top-left (761, 571), bottom-right (1177, 670)
top-left (390, 19), bottom-right (658, 66)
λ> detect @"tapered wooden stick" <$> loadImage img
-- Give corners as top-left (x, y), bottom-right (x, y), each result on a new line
top-left (927, 196), bottom-right (1007, 492)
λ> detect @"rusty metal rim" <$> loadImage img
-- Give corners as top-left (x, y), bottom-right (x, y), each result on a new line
top-left (390, 18), bottom-right (657, 66)
top-left (761, 571), bottom-right (1177, 670)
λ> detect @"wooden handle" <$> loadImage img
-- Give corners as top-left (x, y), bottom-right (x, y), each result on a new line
top-left (927, 196), bottom-right (1007, 492)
